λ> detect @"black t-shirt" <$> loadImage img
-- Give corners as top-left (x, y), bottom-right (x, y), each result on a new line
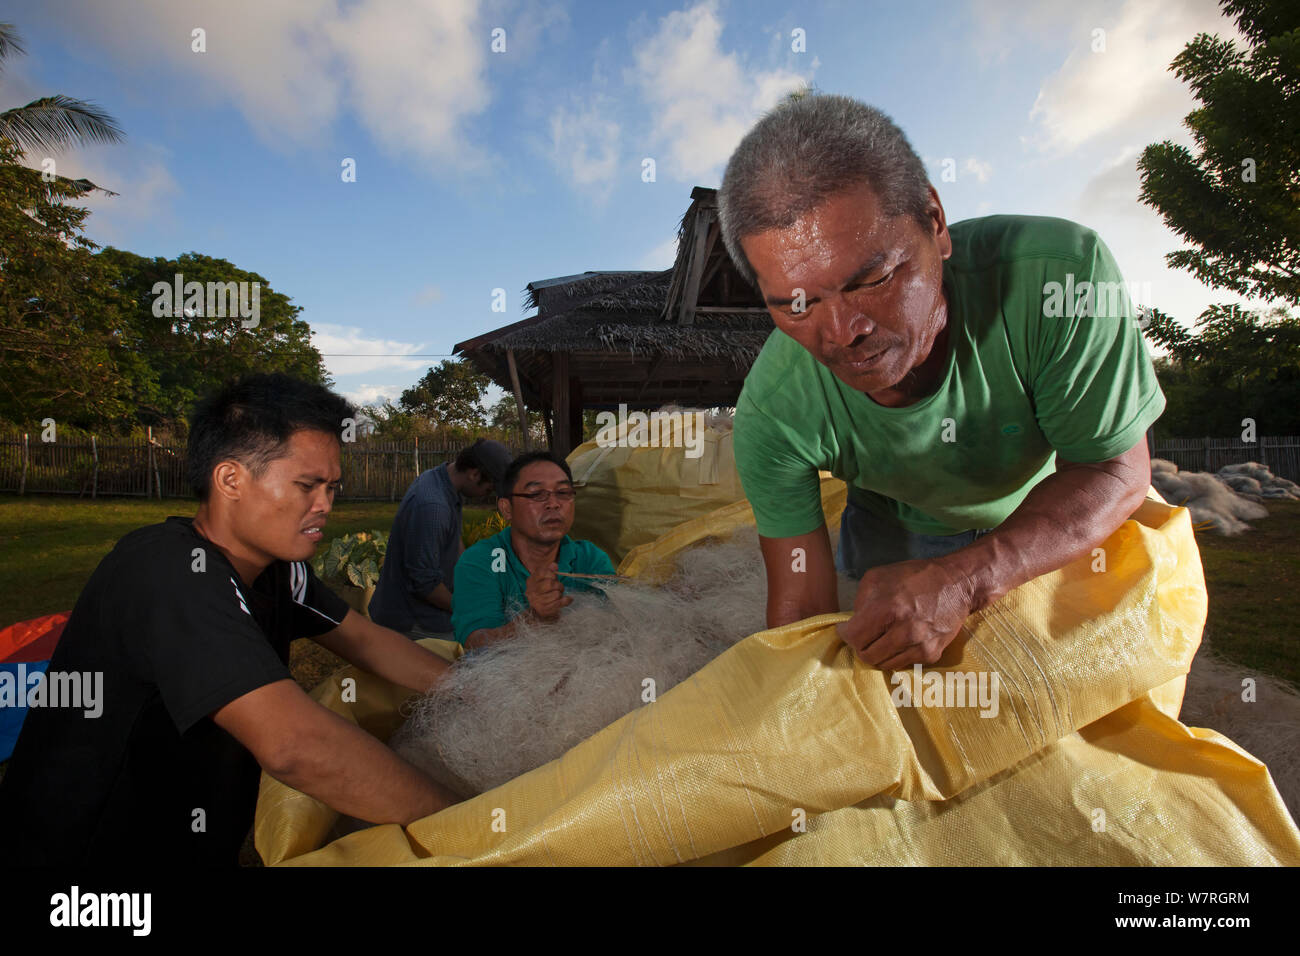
top-left (0, 516), bottom-right (350, 866)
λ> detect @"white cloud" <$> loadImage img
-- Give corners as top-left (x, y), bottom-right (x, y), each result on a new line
top-left (629, 1), bottom-right (810, 182)
top-left (412, 285), bottom-right (444, 306)
top-left (965, 0), bottom-right (1086, 66)
top-left (1070, 147), bottom-right (1256, 329)
top-left (637, 235), bottom-right (680, 270)
top-left (67, 148), bottom-right (181, 245)
top-left (1077, 146), bottom-right (1145, 216)
top-left (341, 383), bottom-right (406, 408)
top-left (479, 0), bottom-right (569, 63)
top-left (547, 97), bottom-right (622, 192)
top-left (962, 157), bottom-right (993, 184)
top-left (325, 0), bottom-right (493, 173)
top-left (35, 0), bottom-right (495, 173)
top-left (309, 323), bottom-right (436, 378)
top-left (1027, 0), bottom-right (1241, 155)
top-left (923, 155), bottom-right (992, 187)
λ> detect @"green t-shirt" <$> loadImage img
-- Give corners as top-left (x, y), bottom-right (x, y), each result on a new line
top-left (451, 527), bottom-right (616, 644)
top-left (733, 215), bottom-right (1166, 538)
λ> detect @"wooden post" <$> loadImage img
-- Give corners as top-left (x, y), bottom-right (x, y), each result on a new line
top-left (91, 435), bottom-right (98, 500)
top-left (414, 435), bottom-right (420, 476)
top-left (569, 376), bottom-right (583, 447)
top-left (390, 446), bottom-right (397, 501)
top-left (19, 432), bottom-right (28, 496)
top-left (506, 348), bottom-right (530, 451)
top-left (552, 351), bottom-right (570, 455)
top-left (678, 209), bottom-right (715, 327)
top-left (1203, 435), bottom-right (1211, 472)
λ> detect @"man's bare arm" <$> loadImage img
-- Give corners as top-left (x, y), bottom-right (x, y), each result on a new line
top-left (313, 609), bottom-right (449, 694)
top-left (420, 582), bottom-right (453, 612)
top-left (758, 524), bottom-right (840, 629)
top-left (464, 618), bottom-right (522, 650)
top-left (213, 679), bottom-right (458, 825)
top-left (463, 562), bottom-right (570, 650)
top-left (841, 438), bottom-right (1152, 669)
top-left (941, 437), bottom-right (1152, 613)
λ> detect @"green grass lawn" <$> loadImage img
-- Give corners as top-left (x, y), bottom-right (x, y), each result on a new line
top-left (2, 491), bottom-right (1296, 863)
top-left (0, 495), bottom-right (496, 626)
top-left (1191, 498), bottom-right (1300, 690)
top-left (2, 493), bottom-right (1297, 691)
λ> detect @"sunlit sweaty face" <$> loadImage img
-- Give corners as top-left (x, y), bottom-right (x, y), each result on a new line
top-left (740, 181), bottom-right (954, 406)
top-left (229, 428), bottom-right (342, 565)
top-left (499, 461), bottom-right (575, 546)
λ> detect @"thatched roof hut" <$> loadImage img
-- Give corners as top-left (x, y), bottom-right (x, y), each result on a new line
top-left (455, 187), bottom-right (771, 454)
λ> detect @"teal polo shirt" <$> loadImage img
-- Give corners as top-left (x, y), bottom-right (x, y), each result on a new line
top-left (451, 527), bottom-right (616, 644)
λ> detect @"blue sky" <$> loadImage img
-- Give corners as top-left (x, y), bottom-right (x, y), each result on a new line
top-left (3, 0), bottom-right (1252, 408)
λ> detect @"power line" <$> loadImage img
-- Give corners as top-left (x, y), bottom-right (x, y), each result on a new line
top-left (0, 335), bottom-right (460, 359)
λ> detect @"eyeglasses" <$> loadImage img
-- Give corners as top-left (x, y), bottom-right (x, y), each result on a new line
top-left (510, 489), bottom-right (576, 503)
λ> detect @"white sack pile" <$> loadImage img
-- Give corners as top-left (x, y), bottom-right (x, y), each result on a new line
top-left (1216, 461), bottom-right (1300, 501)
top-left (1150, 459), bottom-right (1271, 535)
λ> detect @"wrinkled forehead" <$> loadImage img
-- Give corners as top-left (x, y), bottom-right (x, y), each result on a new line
top-left (517, 462), bottom-right (572, 488)
top-left (269, 429), bottom-right (343, 479)
top-left (747, 184), bottom-right (913, 281)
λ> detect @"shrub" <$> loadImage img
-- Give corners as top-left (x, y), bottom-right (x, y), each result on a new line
top-left (312, 530), bottom-right (387, 590)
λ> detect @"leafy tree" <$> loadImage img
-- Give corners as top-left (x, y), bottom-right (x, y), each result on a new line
top-left (0, 139), bottom-right (147, 430)
top-left (0, 21), bottom-right (124, 200)
top-left (488, 394), bottom-right (548, 445)
top-left (1144, 303), bottom-right (1300, 435)
top-left (97, 248), bottom-right (332, 426)
top-left (1137, 0), bottom-right (1300, 306)
top-left (360, 400), bottom-right (428, 439)
top-left (0, 22), bottom-right (138, 429)
top-left (399, 359), bottom-right (492, 431)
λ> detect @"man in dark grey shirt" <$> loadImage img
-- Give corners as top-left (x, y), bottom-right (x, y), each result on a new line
top-left (368, 439), bottom-right (512, 637)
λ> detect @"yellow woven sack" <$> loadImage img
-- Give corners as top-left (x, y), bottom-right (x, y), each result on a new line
top-left (564, 412), bottom-right (743, 564)
top-left (254, 493), bottom-right (1300, 866)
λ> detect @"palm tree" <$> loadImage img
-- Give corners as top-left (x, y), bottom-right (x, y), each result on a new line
top-left (0, 21), bottom-right (124, 198)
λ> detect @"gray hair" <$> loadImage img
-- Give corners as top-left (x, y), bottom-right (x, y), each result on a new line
top-left (717, 94), bottom-right (933, 289)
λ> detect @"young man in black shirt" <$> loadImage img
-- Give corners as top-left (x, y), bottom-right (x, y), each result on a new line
top-left (0, 374), bottom-right (460, 865)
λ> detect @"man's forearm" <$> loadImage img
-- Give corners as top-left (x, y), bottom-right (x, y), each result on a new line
top-left (464, 617), bottom-right (521, 650)
top-left (274, 708), bottom-right (457, 825)
top-left (315, 612), bottom-right (449, 694)
top-left (420, 581), bottom-right (453, 612)
top-left (358, 625), bottom-right (450, 693)
top-left (938, 455), bottom-right (1149, 613)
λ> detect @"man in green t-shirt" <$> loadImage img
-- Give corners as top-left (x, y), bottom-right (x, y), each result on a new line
top-left (718, 94), bottom-right (1163, 671)
top-left (452, 451), bottom-right (616, 648)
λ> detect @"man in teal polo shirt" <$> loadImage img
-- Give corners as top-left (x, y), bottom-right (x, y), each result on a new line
top-left (452, 451), bottom-right (615, 648)
top-left (718, 94), bottom-right (1163, 671)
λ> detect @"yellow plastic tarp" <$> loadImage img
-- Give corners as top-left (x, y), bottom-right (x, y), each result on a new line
top-left (564, 414), bottom-right (743, 564)
top-left (254, 492), bottom-right (1300, 866)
